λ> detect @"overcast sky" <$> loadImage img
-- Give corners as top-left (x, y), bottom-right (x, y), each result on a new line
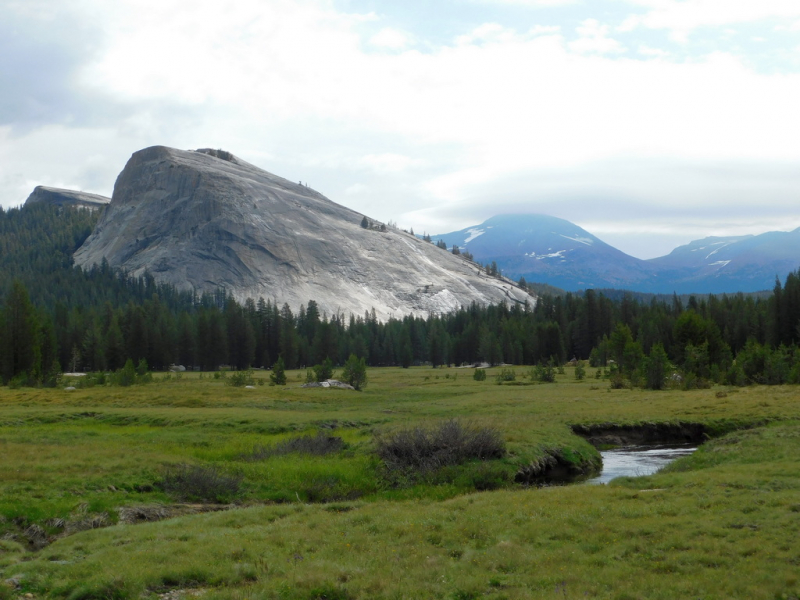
top-left (2, 0), bottom-right (800, 258)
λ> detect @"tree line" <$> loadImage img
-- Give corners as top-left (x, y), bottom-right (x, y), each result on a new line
top-left (2, 269), bottom-right (800, 387)
top-left (1, 203), bottom-right (799, 388)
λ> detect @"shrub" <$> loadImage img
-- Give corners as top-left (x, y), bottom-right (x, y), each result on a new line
top-left (226, 370), bottom-right (254, 387)
top-left (8, 371), bottom-right (29, 389)
top-left (109, 359), bottom-right (136, 386)
top-left (494, 368), bottom-right (516, 384)
top-left (159, 463), bottom-right (243, 503)
top-left (575, 361), bottom-right (586, 380)
top-left (247, 431), bottom-right (345, 460)
top-left (341, 354), bottom-right (367, 390)
top-left (108, 359), bottom-right (152, 386)
top-left (313, 357), bottom-right (335, 382)
top-left (376, 419), bottom-right (505, 474)
top-left (532, 361), bottom-right (556, 383)
top-left (609, 373), bottom-right (628, 389)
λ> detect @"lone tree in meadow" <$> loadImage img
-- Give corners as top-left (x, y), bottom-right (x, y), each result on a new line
top-left (341, 353), bottom-right (367, 391)
top-left (270, 355), bottom-right (287, 386)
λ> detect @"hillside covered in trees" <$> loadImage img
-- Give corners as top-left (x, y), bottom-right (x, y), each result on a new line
top-left (1, 203), bottom-right (800, 389)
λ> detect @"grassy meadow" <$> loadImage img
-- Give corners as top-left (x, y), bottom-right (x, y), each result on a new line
top-left (1, 366), bottom-right (799, 599)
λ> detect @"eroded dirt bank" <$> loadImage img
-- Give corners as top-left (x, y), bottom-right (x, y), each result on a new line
top-left (571, 422), bottom-right (708, 447)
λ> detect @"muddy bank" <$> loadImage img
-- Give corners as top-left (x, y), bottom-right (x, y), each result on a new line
top-left (571, 422), bottom-right (708, 447)
top-left (515, 448), bottom-right (602, 485)
top-left (3, 504), bottom-right (234, 551)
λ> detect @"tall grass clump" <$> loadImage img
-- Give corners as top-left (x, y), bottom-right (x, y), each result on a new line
top-left (376, 419), bottom-right (505, 474)
top-left (245, 431), bottom-right (345, 460)
top-left (159, 464), bottom-right (243, 503)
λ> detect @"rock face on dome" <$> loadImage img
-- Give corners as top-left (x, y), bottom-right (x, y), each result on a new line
top-left (24, 186), bottom-right (110, 209)
top-left (74, 146), bottom-right (531, 319)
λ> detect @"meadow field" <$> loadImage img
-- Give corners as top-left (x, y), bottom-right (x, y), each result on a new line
top-left (1, 367), bottom-right (799, 599)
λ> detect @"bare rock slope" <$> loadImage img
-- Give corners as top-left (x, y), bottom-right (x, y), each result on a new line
top-left (25, 186), bottom-right (110, 209)
top-left (74, 146), bottom-right (531, 319)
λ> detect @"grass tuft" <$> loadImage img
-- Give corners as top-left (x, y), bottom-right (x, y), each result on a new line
top-left (376, 419), bottom-right (505, 474)
top-left (245, 431), bottom-right (345, 460)
top-left (159, 464), bottom-right (242, 503)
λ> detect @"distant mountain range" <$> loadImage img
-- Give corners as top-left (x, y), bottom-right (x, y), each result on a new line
top-left (433, 214), bottom-right (800, 294)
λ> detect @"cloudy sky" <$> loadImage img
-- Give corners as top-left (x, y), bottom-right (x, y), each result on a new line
top-left (2, 0), bottom-right (800, 258)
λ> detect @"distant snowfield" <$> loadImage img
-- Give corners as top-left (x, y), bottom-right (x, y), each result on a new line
top-left (705, 243), bottom-right (733, 259)
top-left (463, 228), bottom-right (485, 244)
top-left (559, 234), bottom-right (593, 246)
top-left (524, 250), bottom-right (567, 260)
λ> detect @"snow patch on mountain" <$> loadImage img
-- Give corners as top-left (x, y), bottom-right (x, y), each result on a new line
top-left (705, 243), bottom-right (734, 259)
top-left (559, 234), bottom-right (593, 246)
top-left (463, 228), bottom-right (485, 244)
top-left (525, 250), bottom-right (567, 260)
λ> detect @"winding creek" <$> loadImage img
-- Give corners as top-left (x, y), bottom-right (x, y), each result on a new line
top-left (585, 444), bottom-right (698, 484)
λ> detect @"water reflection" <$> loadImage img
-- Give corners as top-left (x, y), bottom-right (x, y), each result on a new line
top-left (585, 444), bottom-right (697, 485)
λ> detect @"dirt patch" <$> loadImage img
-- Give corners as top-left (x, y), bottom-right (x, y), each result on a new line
top-left (118, 503), bottom-right (233, 524)
top-left (2, 504), bottom-right (236, 552)
top-left (571, 422), bottom-right (708, 447)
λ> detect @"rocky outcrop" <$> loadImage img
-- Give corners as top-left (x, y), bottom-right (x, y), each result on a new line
top-left (74, 146), bottom-right (532, 319)
top-left (24, 186), bottom-right (110, 209)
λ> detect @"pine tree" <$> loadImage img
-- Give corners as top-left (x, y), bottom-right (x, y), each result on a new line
top-left (270, 355), bottom-right (287, 385)
top-left (644, 343), bottom-right (669, 389)
top-left (341, 353), bottom-right (367, 390)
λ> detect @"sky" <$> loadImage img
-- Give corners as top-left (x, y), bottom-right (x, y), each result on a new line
top-left (2, 0), bottom-right (800, 259)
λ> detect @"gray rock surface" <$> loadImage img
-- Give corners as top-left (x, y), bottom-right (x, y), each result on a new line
top-left (24, 185), bottom-right (110, 209)
top-left (74, 146), bottom-right (532, 319)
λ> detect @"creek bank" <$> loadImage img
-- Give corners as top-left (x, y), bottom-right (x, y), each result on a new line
top-left (514, 448), bottom-right (602, 485)
top-left (571, 422), bottom-right (708, 447)
top-left (517, 422), bottom-right (710, 485)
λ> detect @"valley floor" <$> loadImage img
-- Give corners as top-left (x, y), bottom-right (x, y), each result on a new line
top-left (1, 367), bottom-right (799, 599)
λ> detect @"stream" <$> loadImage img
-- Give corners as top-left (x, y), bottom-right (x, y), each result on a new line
top-left (585, 444), bottom-right (697, 484)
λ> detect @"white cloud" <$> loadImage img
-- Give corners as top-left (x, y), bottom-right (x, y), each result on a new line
top-left (638, 44), bottom-right (670, 57)
top-left (359, 153), bottom-right (424, 173)
top-left (3, 0), bottom-right (800, 258)
top-left (621, 0), bottom-right (800, 41)
top-left (569, 19), bottom-right (627, 54)
top-left (345, 183), bottom-right (368, 195)
top-left (455, 23), bottom-right (520, 45)
top-left (369, 28), bottom-right (412, 50)
top-left (472, 0), bottom-right (578, 6)
top-left (529, 25), bottom-right (562, 36)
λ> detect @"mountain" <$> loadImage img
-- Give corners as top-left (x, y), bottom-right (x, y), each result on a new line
top-left (24, 185), bottom-right (110, 209)
top-left (433, 214), bottom-right (658, 291)
top-left (434, 215), bottom-right (800, 294)
top-left (647, 231), bottom-right (800, 293)
top-left (74, 146), bottom-right (530, 319)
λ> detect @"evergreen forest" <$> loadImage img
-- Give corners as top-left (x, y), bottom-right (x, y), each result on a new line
top-left (2, 203), bottom-right (800, 389)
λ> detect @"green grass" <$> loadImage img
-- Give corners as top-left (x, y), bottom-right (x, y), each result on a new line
top-left (1, 367), bottom-right (800, 598)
